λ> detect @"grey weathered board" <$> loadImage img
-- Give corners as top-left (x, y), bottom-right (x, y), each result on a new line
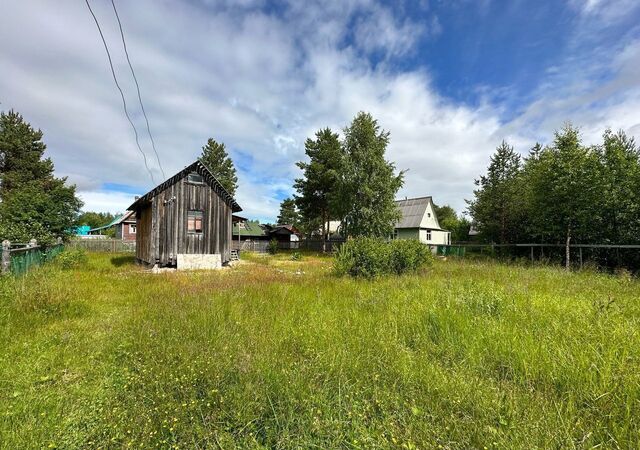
top-left (133, 169), bottom-right (234, 266)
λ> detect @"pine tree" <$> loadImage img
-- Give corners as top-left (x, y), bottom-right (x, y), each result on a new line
top-left (277, 197), bottom-right (300, 226)
top-left (294, 128), bottom-right (342, 246)
top-left (199, 138), bottom-right (238, 196)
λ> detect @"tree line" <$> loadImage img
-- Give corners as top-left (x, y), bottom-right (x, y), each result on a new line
top-left (468, 124), bottom-right (640, 268)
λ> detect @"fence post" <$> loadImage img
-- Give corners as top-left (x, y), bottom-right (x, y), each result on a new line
top-left (2, 240), bottom-right (10, 274)
top-left (579, 247), bottom-right (583, 269)
top-left (530, 246), bottom-right (534, 263)
top-left (29, 238), bottom-right (37, 248)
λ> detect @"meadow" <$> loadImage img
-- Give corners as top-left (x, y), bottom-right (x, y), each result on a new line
top-left (0, 251), bottom-right (639, 449)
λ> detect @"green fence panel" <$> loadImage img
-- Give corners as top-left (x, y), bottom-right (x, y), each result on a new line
top-left (436, 245), bottom-right (466, 257)
top-left (9, 244), bottom-right (64, 276)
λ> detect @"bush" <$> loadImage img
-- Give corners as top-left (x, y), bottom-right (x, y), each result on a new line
top-left (389, 238), bottom-right (433, 275)
top-left (290, 251), bottom-right (302, 261)
top-left (56, 248), bottom-right (88, 270)
top-left (334, 237), bottom-right (432, 278)
top-left (267, 239), bottom-right (279, 255)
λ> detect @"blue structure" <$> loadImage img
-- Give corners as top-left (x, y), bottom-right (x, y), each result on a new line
top-left (74, 225), bottom-right (91, 236)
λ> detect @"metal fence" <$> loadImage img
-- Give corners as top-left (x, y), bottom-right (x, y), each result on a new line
top-left (67, 239), bottom-right (136, 253)
top-left (2, 239), bottom-right (65, 276)
top-left (437, 243), bottom-right (640, 270)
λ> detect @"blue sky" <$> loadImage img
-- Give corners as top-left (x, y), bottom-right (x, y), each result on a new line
top-left (1, 0), bottom-right (640, 222)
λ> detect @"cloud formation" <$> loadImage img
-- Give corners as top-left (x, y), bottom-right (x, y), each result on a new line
top-left (1, 0), bottom-right (639, 221)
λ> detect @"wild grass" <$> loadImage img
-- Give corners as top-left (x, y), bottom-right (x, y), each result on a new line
top-left (1, 252), bottom-right (639, 448)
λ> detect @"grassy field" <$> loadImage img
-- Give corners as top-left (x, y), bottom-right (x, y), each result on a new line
top-left (1, 252), bottom-right (639, 449)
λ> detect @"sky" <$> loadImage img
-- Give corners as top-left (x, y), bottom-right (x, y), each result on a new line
top-left (2, 0), bottom-right (640, 222)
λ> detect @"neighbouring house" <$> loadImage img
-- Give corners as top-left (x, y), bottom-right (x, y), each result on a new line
top-left (231, 220), bottom-right (301, 243)
top-left (87, 211), bottom-right (137, 241)
top-left (394, 196), bottom-right (451, 245)
top-left (127, 160), bottom-right (242, 268)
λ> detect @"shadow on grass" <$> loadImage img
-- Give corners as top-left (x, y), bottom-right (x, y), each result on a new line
top-left (111, 255), bottom-right (136, 267)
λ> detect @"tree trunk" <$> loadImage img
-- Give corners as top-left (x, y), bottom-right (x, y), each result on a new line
top-left (565, 226), bottom-right (571, 270)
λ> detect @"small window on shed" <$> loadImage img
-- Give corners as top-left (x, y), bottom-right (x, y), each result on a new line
top-left (187, 172), bottom-right (204, 184)
top-left (187, 210), bottom-right (204, 233)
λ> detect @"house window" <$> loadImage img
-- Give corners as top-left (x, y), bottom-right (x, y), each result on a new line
top-left (130, 224), bottom-right (136, 234)
top-left (426, 230), bottom-right (432, 241)
top-left (187, 172), bottom-right (204, 184)
top-left (187, 210), bottom-right (204, 233)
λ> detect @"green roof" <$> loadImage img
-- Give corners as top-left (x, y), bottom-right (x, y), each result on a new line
top-left (232, 220), bottom-right (266, 237)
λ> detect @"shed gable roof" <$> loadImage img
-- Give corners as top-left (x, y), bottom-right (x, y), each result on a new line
top-left (127, 160), bottom-right (242, 212)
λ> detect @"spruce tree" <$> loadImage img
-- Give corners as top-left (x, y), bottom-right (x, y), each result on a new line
top-left (199, 138), bottom-right (238, 196)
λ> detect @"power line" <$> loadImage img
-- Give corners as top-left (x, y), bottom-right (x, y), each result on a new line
top-left (85, 0), bottom-right (155, 185)
top-left (110, 0), bottom-right (165, 179)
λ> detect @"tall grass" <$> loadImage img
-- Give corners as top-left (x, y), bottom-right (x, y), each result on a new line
top-left (0, 253), bottom-right (639, 448)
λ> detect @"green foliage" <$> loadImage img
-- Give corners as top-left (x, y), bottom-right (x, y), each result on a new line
top-left (333, 237), bottom-right (391, 278)
top-left (199, 138), bottom-right (238, 196)
top-left (56, 249), bottom-right (88, 270)
top-left (433, 204), bottom-right (471, 242)
top-left (468, 126), bottom-right (640, 269)
top-left (267, 238), bottom-right (279, 255)
top-left (388, 239), bottom-right (433, 275)
top-left (295, 128), bottom-right (343, 237)
top-left (76, 211), bottom-right (117, 229)
top-left (334, 112), bottom-right (404, 237)
top-left (467, 141), bottom-right (524, 244)
top-left (0, 110), bottom-right (82, 242)
top-left (0, 220), bottom-right (55, 245)
top-left (276, 197), bottom-right (300, 226)
top-left (334, 237), bottom-right (431, 278)
top-left (290, 251), bottom-right (302, 261)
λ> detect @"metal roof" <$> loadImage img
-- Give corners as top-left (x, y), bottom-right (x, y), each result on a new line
top-left (394, 196), bottom-right (431, 228)
top-left (127, 160), bottom-right (242, 212)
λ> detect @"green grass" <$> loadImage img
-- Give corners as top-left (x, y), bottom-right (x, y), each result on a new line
top-left (1, 252), bottom-right (639, 449)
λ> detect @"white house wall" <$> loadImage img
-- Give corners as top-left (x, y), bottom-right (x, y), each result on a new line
top-left (419, 201), bottom-right (441, 229)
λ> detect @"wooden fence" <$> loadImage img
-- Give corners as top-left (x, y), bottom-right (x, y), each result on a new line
top-left (67, 239), bottom-right (136, 253)
top-left (1, 239), bottom-right (65, 276)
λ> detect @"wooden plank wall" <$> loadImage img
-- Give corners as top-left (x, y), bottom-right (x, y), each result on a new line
top-left (135, 203), bottom-right (153, 263)
top-left (137, 175), bottom-right (232, 266)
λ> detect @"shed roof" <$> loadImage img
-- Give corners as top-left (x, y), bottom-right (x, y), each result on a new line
top-left (127, 160), bottom-right (242, 212)
top-left (232, 220), bottom-right (267, 237)
top-left (88, 210), bottom-right (135, 232)
top-left (394, 196), bottom-right (432, 228)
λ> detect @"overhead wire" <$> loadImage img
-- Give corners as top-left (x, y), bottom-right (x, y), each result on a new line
top-left (85, 0), bottom-right (156, 184)
top-left (110, 0), bottom-right (165, 179)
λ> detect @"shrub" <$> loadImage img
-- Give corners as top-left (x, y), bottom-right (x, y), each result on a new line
top-left (389, 238), bottom-right (433, 274)
top-left (290, 251), bottom-right (302, 261)
top-left (334, 237), bottom-right (432, 278)
top-left (56, 248), bottom-right (88, 270)
top-left (334, 237), bottom-right (390, 278)
top-left (267, 239), bottom-right (279, 255)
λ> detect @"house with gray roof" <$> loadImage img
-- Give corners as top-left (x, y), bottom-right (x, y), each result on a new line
top-left (394, 196), bottom-right (451, 245)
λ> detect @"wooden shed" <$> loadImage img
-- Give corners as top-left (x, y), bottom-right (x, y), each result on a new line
top-left (127, 161), bottom-right (242, 268)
